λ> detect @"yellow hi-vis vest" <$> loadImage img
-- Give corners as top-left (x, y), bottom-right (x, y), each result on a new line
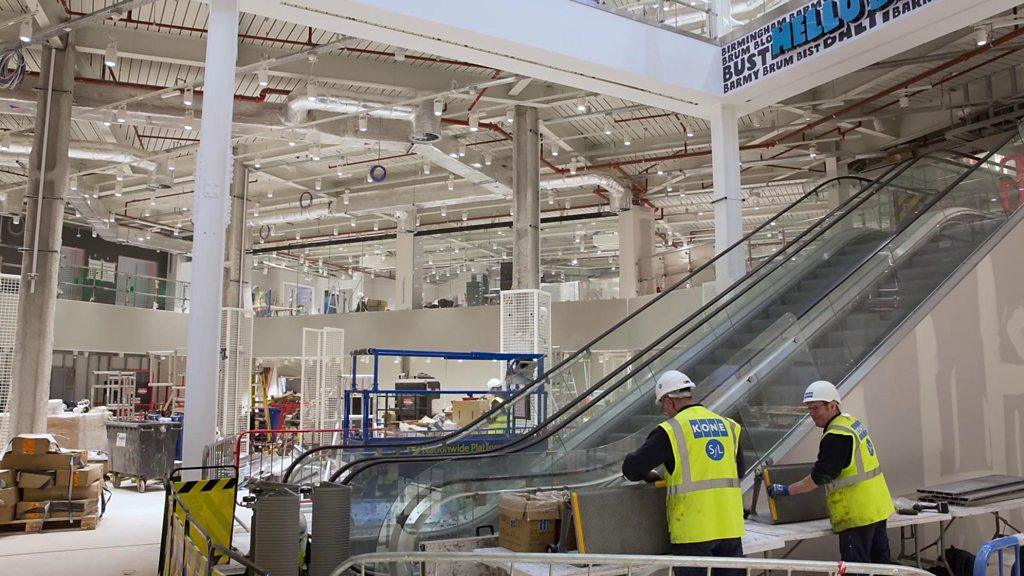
top-left (823, 413), bottom-right (895, 533)
top-left (659, 405), bottom-right (745, 544)
top-left (486, 396), bottom-right (509, 433)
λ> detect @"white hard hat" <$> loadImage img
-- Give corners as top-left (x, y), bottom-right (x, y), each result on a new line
top-left (803, 380), bottom-right (841, 404)
top-left (487, 378), bottom-right (503, 390)
top-left (654, 370), bottom-right (695, 405)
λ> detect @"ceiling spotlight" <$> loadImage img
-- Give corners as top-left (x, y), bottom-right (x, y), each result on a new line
top-left (434, 97), bottom-right (444, 117)
top-left (656, 165), bottom-right (664, 176)
top-left (976, 26), bottom-right (990, 46)
top-left (0, 132), bottom-right (9, 152)
top-left (666, 183), bottom-right (673, 192)
top-left (569, 160), bottom-right (577, 176)
top-left (458, 143), bottom-right (467, 157)
top-left (19, 19), bottom-right (32, 43)
top-left (685, 124), bottom-right (695, 138)
top-left (253, 202), bottom-right (260, 217)
top-left (336, 163), bottom-right (345, 178)
top-left (351, 218), bottom-right (356, 227)
top-left (104, 41), bottom-right (118, 68)
top-left (752, 114), bottom-right (762, 128)
top-left (373, 220), bottom-right (379, 231)
top-left (310, 145), bottom-right (321, 161)
top-left (548, 192), bottom-right (555, 205)
top-left (306, 80), bottom-right (318, 102)
top-left (183, 87), bottom-right (194, 107)
top-left (506, 106), bottom-right (515, 123)
top-left (441, 206), bottom-right (448, 217)
top-left (287, 130), bottom-right (296, 146)
top-left (183, 110), bottom-right (195, 131)
top-left (69, 176), bottom-right (78, 191)
top-left (149, 195), bottom-right (157, 206)
top-left (576, 99), bottom-right (588, 113)
top-left (484, 154), bottom-right (492, 166)
top-left (899, 95), bottom-right (910, 109)
top-left (103, 110), bottom-right (114, 127)
top-left (804, 108), bottom-right (813, 121)
top-left (423, 161), bottom-right (431, 175)
top-left (314, 176), bottom-right (322, 191)
top-left (254, 156), bottom-right (262, 169)
top-left (550, 143), bottom-right (559, 157)
top-left (167, 158), bottom-right (176, 172)
top-left (333, 226), bottom-right (339, 236)
top-left (267, 189), bottom-right (273, 198)
top-left (114, 181), bottom-right (123, 197)
top-left (394, 47), bottom-right (407, 61)
top-left (358, 113), bottom-right (368, 132)
top-left (343, 190), bottom-right (350, 205)
top-left (115, 173), bottom-right (124, 182)
top-left (469, 114), bottom-right (479, 132)
top-left (623, 137), bottom-right (632, 146)
top-left (447, 175), bottom-right (455, 191)
top-left (809, 144), bottom-right (818, 159)
top-left (257, 67), bottom-right (269, 87)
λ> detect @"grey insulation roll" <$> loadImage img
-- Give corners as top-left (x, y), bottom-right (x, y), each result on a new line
top-left (311, 482), bottom-right (352, 576)
top-left (252, 488), bottom-right (301, 576)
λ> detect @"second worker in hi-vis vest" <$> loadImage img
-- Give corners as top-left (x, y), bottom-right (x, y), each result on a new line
top-left (622, 371), bottom-right (745, 576)
top-left (767, 380), bottom-right (895, 563)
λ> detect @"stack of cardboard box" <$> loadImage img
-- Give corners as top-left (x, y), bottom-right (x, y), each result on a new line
top-left (0, 434), bottom-right (103, 526)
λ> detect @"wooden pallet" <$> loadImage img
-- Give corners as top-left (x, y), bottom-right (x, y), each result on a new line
top-left (0, 499), bottom-right (100, 533)
top-left (0, 513), bottom-right (99, 533)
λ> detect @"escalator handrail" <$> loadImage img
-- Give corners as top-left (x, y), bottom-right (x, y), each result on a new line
top-left (281, 174), bottom-right (878, 482)
top-left (333, 145), bottom-right (1005, 483)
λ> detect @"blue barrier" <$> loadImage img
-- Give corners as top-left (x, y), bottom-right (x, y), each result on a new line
top-left (974, 534), bottom-right (1024, 576)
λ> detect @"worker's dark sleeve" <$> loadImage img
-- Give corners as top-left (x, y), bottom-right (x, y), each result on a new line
top-left (736, 431), bottom-right (746, 479)
top-left (622, 427), bottom-right (674, 481)
top-left (811, 432), bottom-right (854, 485)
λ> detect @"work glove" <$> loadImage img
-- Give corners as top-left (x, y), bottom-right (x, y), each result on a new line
top-left (767, 483), bottom-right (790, 498)
top-left (643, 470), bottom-right (663, 484)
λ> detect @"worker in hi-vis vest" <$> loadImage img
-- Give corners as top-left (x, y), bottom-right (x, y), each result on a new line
top-left (622, 370), bottom-right (745, 576)
top-left (484, 378), bottom-right (509, 434)
top-left (767, 380), bottom-right (895, 563)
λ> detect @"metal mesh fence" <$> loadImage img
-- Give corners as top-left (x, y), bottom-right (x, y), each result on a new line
top-left (217, 308), bottom-right (253, 437)
top-left (499, 289), bottom-right (551, 355)
top-left (0, 274), bottom-right (19, 448)
top-left (300, 328), bottom-right (345, 445)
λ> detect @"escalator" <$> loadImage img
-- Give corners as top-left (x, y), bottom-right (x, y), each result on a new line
top-left (311, 126), bottom-right (1024, 557)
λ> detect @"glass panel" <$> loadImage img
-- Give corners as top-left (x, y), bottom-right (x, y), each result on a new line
top-left (338, 128), bottom-right (1024, 554)
top-left (57, 265), bottom-right (190, 311)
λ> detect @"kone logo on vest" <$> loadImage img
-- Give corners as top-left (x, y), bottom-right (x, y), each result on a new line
top-left (690, 418), bottom-right (729, 438)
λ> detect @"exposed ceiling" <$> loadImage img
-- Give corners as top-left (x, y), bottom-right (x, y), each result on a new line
top-left (0, 0), bottom-right (1022, 283)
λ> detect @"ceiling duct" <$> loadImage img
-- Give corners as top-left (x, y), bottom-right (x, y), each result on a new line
top-left (286, 90), bottom-right (416, 126)
top-left (410, 103), bottom-right (442, 143)
top-left (0, 136), bottom-right (158, 172)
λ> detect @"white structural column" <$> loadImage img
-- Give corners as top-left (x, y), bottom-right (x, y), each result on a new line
top-left (618, 206), bottom-right (655, 299)
top-left (512, 106), bottom-right (540, 289)
top-left (183, 0), bottom-right (239, 469)
top-left (8, 43), bottom-right (75, 435)
top-left (224, 158), bottom-right (249, 309)
top-left (710, 105), bottom-right (745, 288)
top-left (394, 232), bottom-right (422, 310)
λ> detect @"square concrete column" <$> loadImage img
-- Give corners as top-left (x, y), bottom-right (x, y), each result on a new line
top-left (710, 105), bottom-right (746, 288)
top-left (618, 206), bottom-right (655, 299)
top-left (394, 232), bottom-right (422, 310)
top-left (8, 42), bottom-right (75, 436)
top-left (512, 106), bottom-right (540, 289)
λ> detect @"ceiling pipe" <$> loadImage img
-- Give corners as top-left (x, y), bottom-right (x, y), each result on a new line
top-left (0, 136), bottom-right (158, 171)
top-left (285, 90), bottom-right (417, 126)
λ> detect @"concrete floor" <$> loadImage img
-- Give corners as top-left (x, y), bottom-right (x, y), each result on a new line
top-left (0, 486), bottom-right (165, 575)
top-left (0, 484), bottom-right (252, 576)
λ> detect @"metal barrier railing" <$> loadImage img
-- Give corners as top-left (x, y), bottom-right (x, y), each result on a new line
top-left (974, 534), bottom-right (1024, 576)
top-left (330, 551), bottom-right (936, 576)
top-left (160, 466), bottom-right (268, 576)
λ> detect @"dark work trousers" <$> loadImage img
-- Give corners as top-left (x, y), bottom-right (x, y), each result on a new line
top-left (838, 519), bottom-right (892, 563)
top-left (671, 538), bottom-right (744, 576)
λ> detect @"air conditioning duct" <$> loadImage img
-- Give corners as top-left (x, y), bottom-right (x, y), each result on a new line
top-left (410, 103), bottom-right (442, 143)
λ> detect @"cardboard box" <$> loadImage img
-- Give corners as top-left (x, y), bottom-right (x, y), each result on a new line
top-left (55, 464), bottom-right (103, 488)
top-left (0, 503), bottom-right (13, 523)
top-left (0, 487), bottom-right (18, 506)
top-left (23, 480), bottom-right (101, 502)
top-left (18, 471), bottom-right (56, 489)
top-left (15, 501), bottom-right (48, 520)
top-left (1, 449), bottom-right (87, 471)
top-left (451, 399), bottom-right (490, 428)
top-left (9, 434), bottom-right (55, 456)
top-left (47, 412), bottom-right (109, 451)
top-left (498, 492), bottom-right (563, 552)
top-left (0, 469), bottom-right (14, 489)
